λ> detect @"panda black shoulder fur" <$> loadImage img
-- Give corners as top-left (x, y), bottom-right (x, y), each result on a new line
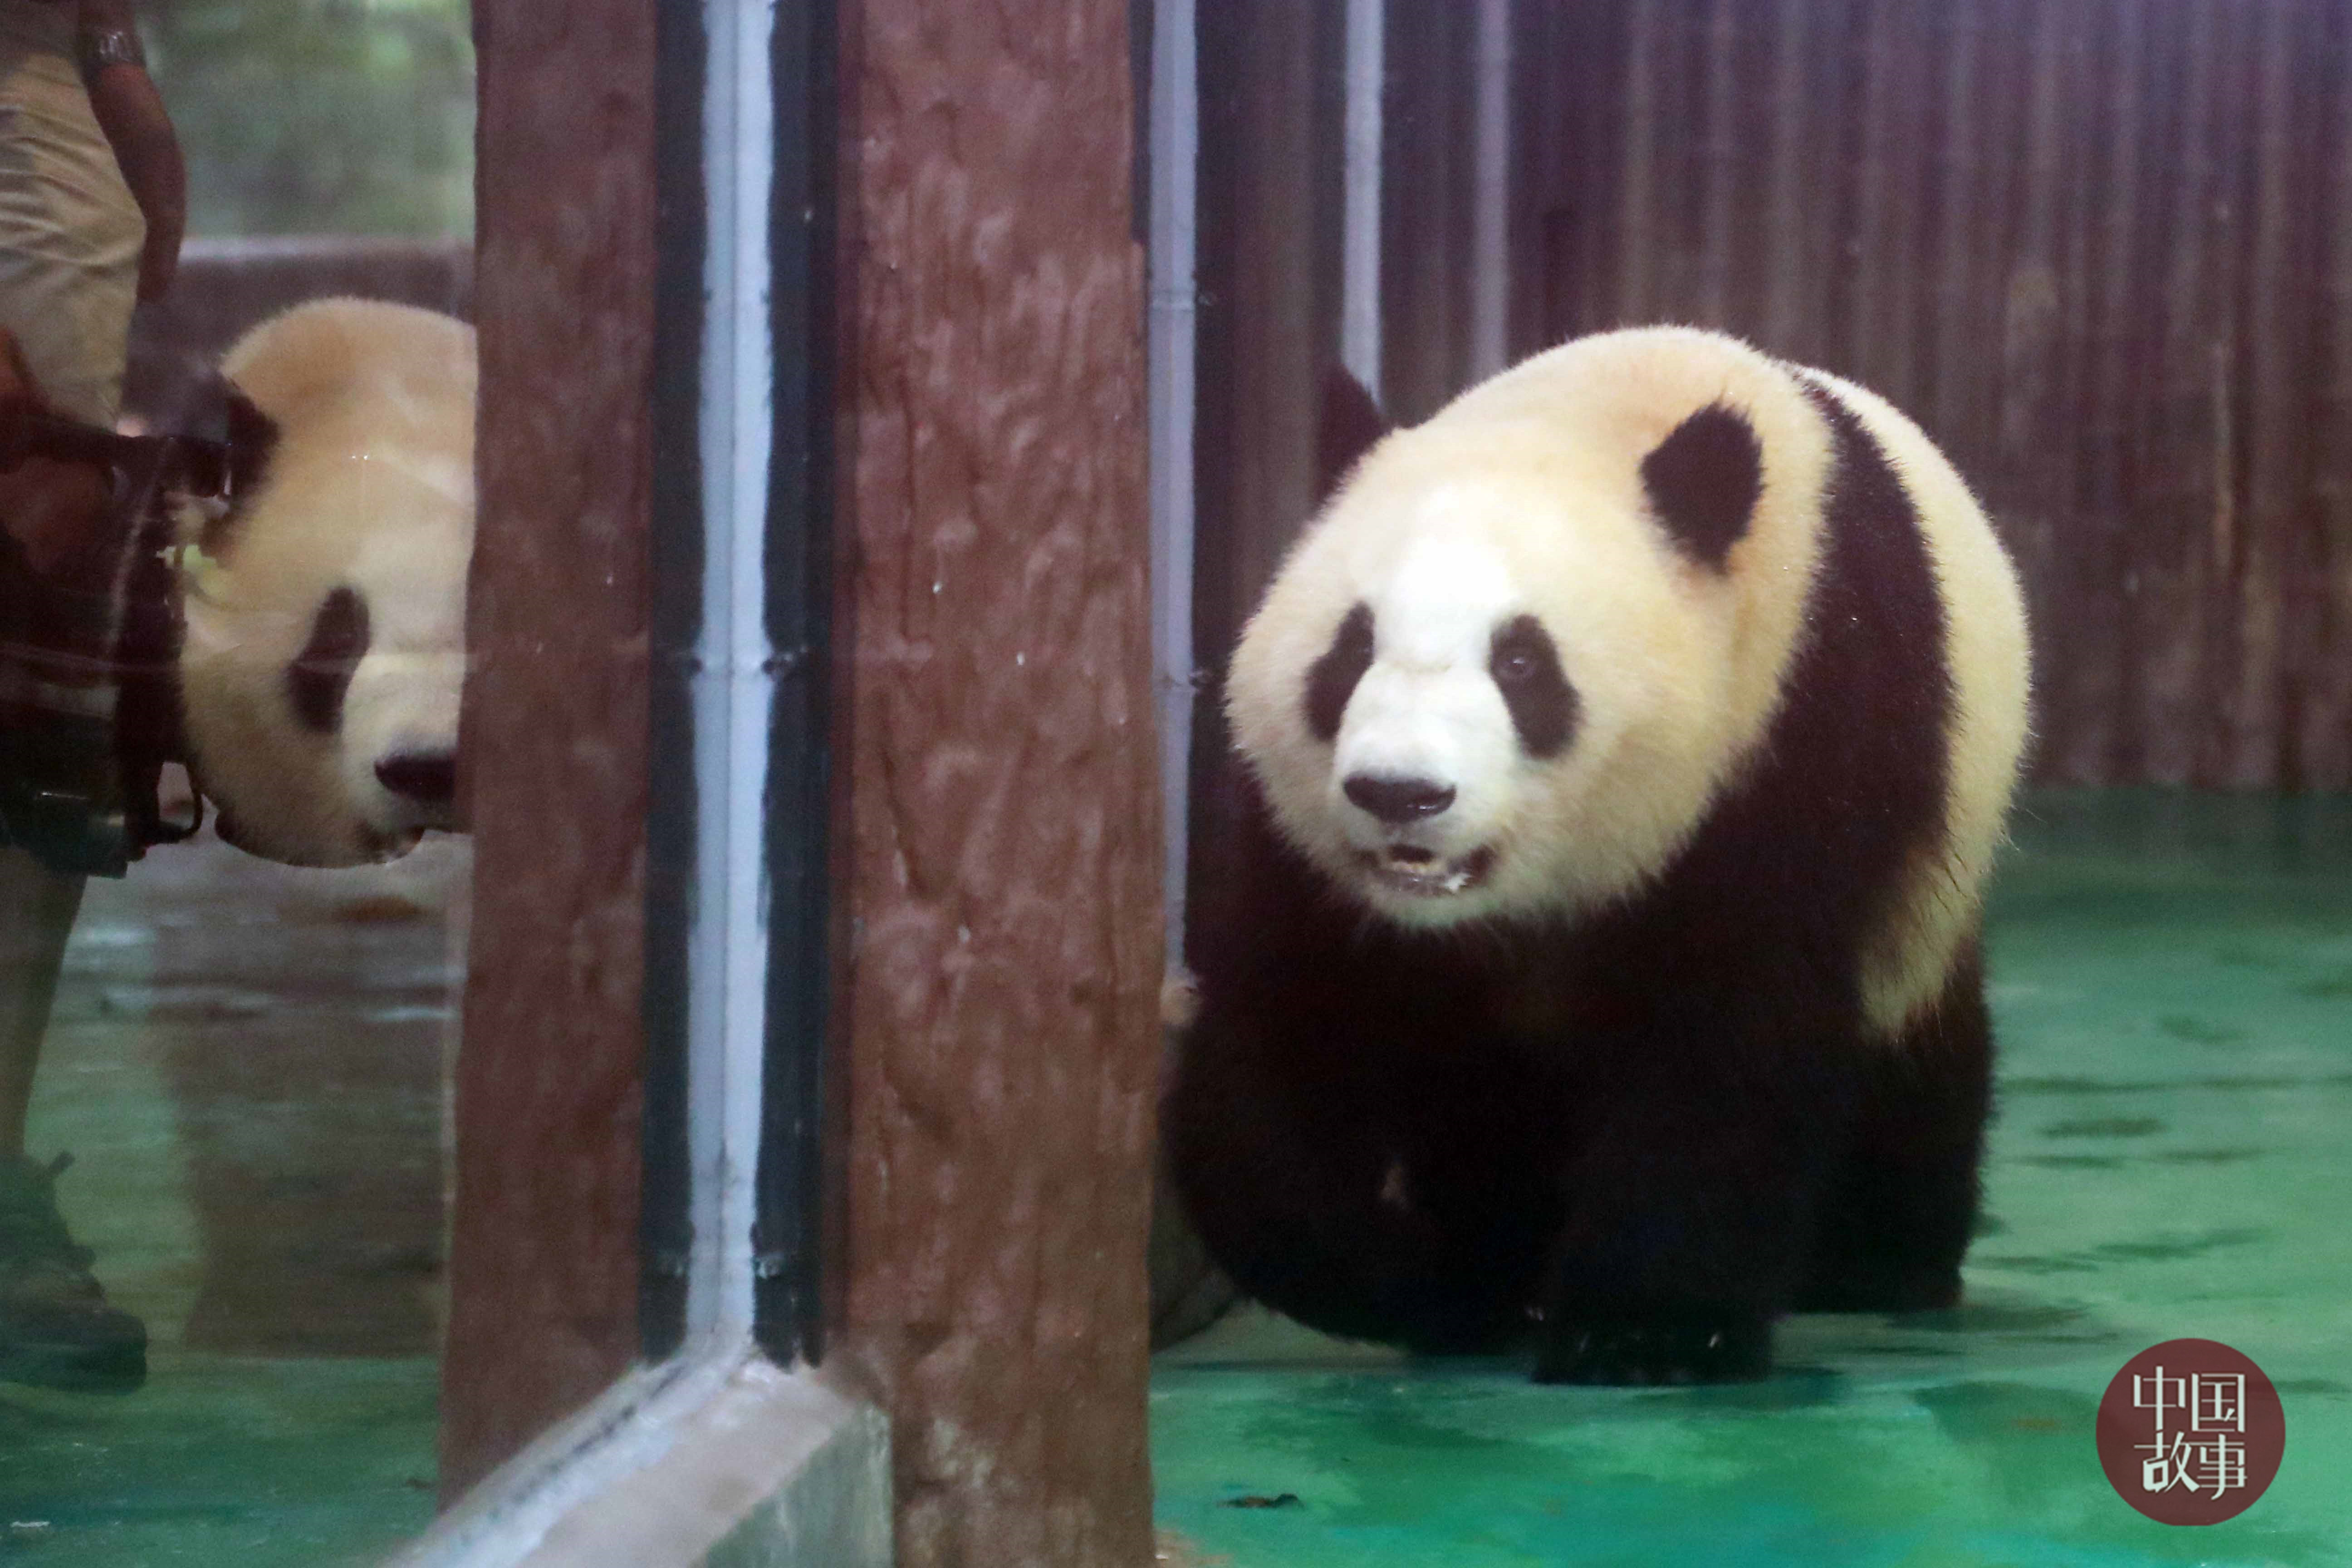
top-left (1165, 325), bottom-right (2032, 1384)
top-left (176, 297), bottom-right (475, 867)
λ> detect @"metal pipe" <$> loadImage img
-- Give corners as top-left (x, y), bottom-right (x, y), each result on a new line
top-left (1470, 0), bottom-right (1512, 378)
top-left (1149, 0), bottom-right (1199, 966)
top-left (1342, 0), bottom-right (1385, 397)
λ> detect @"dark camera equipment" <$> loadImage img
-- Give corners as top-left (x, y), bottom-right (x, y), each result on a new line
top-left (0, 406), bottom-right (235, 877)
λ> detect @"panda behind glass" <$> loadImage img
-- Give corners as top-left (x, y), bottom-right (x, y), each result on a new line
top-left (176, 297), bottom-right (475, 868)
top-left (1166, 325), bottom-right (2032, 1384)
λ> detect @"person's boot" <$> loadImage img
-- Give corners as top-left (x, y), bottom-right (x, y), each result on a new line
top-left (0, 1152), bottom-right (146, 1393)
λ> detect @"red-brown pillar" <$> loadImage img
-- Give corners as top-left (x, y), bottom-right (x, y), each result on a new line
top-left (440, 0), bottom-right (655, 1500)
top-left (835, 0), bottom-right (1162, 1562)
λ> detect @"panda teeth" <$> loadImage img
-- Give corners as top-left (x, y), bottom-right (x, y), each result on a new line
top-left (1362, 846), bottom-right (1493, 898)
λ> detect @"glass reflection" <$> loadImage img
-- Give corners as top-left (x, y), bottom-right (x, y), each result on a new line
top-left (3, 0), bottom-right (470, 1553)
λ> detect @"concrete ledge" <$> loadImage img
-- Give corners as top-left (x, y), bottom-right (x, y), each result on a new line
top-left (386, 1349), bottom-right (889, 1568)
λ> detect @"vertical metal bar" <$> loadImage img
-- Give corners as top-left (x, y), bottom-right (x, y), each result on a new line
top-left (1470, 0), bottom-right (1512, 377)
top-left (639, 0), bottom-right (711, 1365)
top-left (1150, 0), bottom-right (1198, 966)
top-left (1341, 0), bottom-right (1384, 396)
top-left (679, 0), bottom-right (778, 1349)
top-left (753, 0), bottom-right (836, 1362)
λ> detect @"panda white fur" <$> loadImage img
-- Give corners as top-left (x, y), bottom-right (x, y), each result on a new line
top-left (1165, 326), bottom-right (2031, 1384)
top-left (175, 297), bottom-right (475, 867)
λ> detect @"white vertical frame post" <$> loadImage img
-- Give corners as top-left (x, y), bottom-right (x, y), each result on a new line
top-left (686, 0), bottom-right (778, 1349)
top-left (1470, 0), bottom-right (1512, 378)
top-left (384, 0), bottom-right (892, 1561)
top-left (1149, 0), bottom-right (1199, 966)
top-left (1342, 0), bottom-right (1385, 397)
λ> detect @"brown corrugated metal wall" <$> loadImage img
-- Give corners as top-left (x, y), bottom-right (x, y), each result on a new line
top-left (1197, 0), bottom-right (2352, 794)
top-left (1512, 0), bottom-right (2352, 791)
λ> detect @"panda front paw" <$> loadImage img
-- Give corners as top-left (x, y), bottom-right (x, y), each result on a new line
top-left (1531, 1316), bottom-right (1771, 1385)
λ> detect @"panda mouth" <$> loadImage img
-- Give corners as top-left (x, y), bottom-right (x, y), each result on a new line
top-left (1359, 844), bottom-right (1496, 897)
top-left (367, 826), bottom-right (426, 862)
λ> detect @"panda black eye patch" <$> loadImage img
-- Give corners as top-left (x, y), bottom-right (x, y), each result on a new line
top-left (290, 586), bottom-right (370, 735)
top-left (1303, 602), bottom-right (1375, 742)
top-left (1489, 614), bottom-right (1577, 758)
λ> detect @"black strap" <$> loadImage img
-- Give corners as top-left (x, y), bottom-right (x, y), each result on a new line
top-left (0, 410), bottom-right (217, 874)
top-left (0, 410), bottom-right (233, 500)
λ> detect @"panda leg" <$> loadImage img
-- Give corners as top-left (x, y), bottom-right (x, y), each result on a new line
top-left (1530, 1037), bottom-right (1854, 1385)
top-left (1164, 1004), bottom-right (1544, 1353)
top-left (1797, 942), bottom-right (1994, 1313)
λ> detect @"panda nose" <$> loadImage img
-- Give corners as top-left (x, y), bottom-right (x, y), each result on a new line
top-left (377, 751), bottom-right (457, 808)
top-left (1343, 774), bottom-right (1455, 825)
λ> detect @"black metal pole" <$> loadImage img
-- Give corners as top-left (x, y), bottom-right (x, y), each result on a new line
top-left (638, 0), bottom-right (710, 1364)
top-left (753, 0), bottom-right (838, 1366)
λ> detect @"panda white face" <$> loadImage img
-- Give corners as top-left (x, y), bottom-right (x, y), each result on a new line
top-left (1228, 331), bottom-right (1836, 931)
top-left (176, 299), bottom-right (475, 868)
top-left (1232, 471), bottom-right (1720, 931)
top-left (1315, 530), bottom-right (1572, 911)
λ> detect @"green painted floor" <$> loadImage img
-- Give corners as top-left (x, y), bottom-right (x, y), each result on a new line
top-left (7, 793), bottom-right (2349, 1564)
top-left (0, 1354), bottom-right (436, 1565)
top-left (2, 835), bottom-right (456, 1565)
top-left (1152, 790), bottom-right (2352, 1568)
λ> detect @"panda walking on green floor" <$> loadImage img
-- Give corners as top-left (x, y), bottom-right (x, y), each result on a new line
top-left (1165, 326), bottom-right (2033, 1386)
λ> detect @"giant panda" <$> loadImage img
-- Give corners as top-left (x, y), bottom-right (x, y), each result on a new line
top-left (173, 297), bottom-right (475, 867)
top-left (1164, 325), bottom-right (2032, 1385)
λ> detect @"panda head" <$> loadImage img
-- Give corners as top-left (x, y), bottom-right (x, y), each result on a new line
top-left (175, 298), bottom-right (476, 868)
top-left (1226, 329), bottom-right (1832, 931)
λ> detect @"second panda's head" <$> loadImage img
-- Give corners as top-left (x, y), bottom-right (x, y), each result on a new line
top-left (1226, 328), bottom-right (1833, 931)
top-left (176, 298), bottom-right (477, 868)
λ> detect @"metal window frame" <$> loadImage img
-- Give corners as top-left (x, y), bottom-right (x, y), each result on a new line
top-left (642, 0), bottom-right (837, 1372)
top-left (383, 1), bottom-right (879, 1561)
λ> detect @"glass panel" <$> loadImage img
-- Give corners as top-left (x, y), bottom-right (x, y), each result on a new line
top-left (4, 0), bottom-right (471, 1555)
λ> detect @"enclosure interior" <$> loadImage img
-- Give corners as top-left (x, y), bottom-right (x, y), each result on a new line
top-left (6, 0), bottom-right (2352, 1563)
top-left (1151, 2), bottom-right (2352, 1564)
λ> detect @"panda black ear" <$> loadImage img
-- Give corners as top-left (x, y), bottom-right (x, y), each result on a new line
top-left (222, 382), bottom-right (279, 500)
top-left (1317, 366), bottom-right (1392, 504)
top-left (1641, 402), bottom-right (1763, 570)
top-left (193, 378), bottom-right (282, 557)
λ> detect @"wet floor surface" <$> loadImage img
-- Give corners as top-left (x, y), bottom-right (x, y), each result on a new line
top-left (2, 832), bottom-right (461, 1565)
top-left (4, 793), bottom-right (2347, 1565)
top-left (1152, 790), bottom-right (2352, 1568)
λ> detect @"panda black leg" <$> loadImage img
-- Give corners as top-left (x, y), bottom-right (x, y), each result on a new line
top-left (1533, 1317), bottom-right (1772, 1386)
top-left (1164, 1000), bottom-right (1547, 1352)
top-left (1529, 1049), bottom-right (1852, 1385)
top-left (1798, 952), bottom-right (1995, 1314)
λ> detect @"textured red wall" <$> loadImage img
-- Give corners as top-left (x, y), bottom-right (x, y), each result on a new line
top-left (834, 0), bottom-right (1162, 1562)
top-left (440, 0), bottom-right (654, 1500)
